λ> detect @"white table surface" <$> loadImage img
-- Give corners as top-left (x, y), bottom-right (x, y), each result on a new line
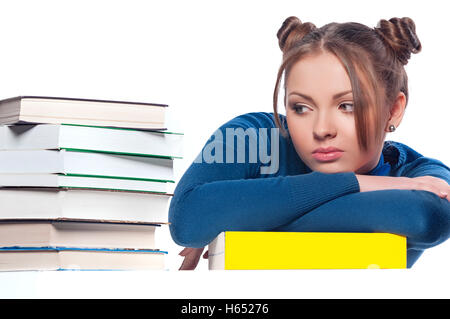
top-left (2, 227), bottom-right (449, 299)
top-left (1, 266), bottom-right (449, 299)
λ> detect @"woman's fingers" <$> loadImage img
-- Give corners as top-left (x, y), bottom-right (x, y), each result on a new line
top-left (179, 254), bottom-right (200, 270)
top-left (179, 256), bottom-right (199, 270)
top-left (178, 247), bottom-right (205, 270)
top-left (426, 177), bottom-right (448, 201)
top-left (413, 176), bottom-right (450, 202)
top-left (178, 247), bottom-right (193, 257)
top-left (439, 189), bottom-right (449, 201)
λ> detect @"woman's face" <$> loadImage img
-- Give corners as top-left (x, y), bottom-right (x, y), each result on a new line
top-left (285, 51), bottom-right (384, 174)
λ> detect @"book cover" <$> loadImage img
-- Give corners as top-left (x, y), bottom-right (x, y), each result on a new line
top-left (0, 188), bottom-right (172, 223)
top-left (208, 231), bottom-right (407, 270)
top-left (0, 96), bottom-right (167, 130)
top-left (0, 173), bottom-right (175, 194)
top-left (0, 218), bottom-right (161, 249)
top-left (0, 123), bottom-right (183, 159)
top-left (0, 246), bottom-right (167, 271)
top-left (0, 149), bottom-right (175, 182)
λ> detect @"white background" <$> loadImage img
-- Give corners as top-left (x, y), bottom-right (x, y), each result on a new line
top-left (0, 0), bottom-right (449, 298)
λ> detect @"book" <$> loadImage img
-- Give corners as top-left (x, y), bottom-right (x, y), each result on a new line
top-left (0, 246), bottom-right (166, 271)
top-left (0, 219), bottom-right (160, 249)
top-left (208, 231), bottom-right (407, 270)
top-left (0, 188), bottom-right (172, 223)
top-left (0, 149), bottom-right (174, 182)
top-left (0, 123), bottom-right (183, 159)
top-left (0, 96), bottom-right (167, 130)
top-left (0, 173), bottom-right (175, 194)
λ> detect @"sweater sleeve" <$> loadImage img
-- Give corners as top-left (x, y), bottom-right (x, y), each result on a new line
top-left (388, 141), bottom-right (450, 183)
top-left (400, 156), bottom-right (450, 184)
top-left (168, 113), bottom-right (360, 247)
top-left (275, 189), bottom-right (450, 251)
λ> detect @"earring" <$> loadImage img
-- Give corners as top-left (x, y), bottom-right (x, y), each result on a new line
top-left (388, 124), bottom-right (396, 132)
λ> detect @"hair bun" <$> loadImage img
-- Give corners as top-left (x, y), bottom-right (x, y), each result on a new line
top-left (374, 17), bottom-right (422, 65)
top-left (277, 16), bottom-right (316, 53)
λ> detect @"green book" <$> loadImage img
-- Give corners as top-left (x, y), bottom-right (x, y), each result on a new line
top-left (0, 121), bottom-right (183, 159)
top-left (0, 188), bottom-right (171, 223)
top-left (0, 149), bottom-right (175, 183)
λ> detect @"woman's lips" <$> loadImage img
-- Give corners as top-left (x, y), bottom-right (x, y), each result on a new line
top-left (311, 151), bottom-right (343, 162)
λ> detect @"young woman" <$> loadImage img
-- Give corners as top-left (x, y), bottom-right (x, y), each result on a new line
top-left (170, 16), bottom-right (450, 269)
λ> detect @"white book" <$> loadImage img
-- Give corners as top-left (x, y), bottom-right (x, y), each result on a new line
top-left (0, 188), bottom-right (171, 223)
top-left (0, 123), bottom-right (183, 158)
top-left (0, 247), bottom-right (166, 271)
top-left (0, 96), bottom-right (167, 130)
top-left (0, 219), bottom-right (160, 249)
top-left (0, 173), bottom-right (175, 194)
top-left (0, 149), bottom-right (174, 182)
top-left (208, 232), bottom-right (226, 270)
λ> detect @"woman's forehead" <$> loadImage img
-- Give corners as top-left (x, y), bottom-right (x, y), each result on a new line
top-left (286, 53), bottom-right (352, 98)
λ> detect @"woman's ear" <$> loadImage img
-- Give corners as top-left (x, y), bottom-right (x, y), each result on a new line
top-left (385, 92), bottom-right (406, 131)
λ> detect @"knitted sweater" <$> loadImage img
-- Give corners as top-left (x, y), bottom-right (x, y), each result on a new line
top-left (168, 112), bottom-right (450, 267)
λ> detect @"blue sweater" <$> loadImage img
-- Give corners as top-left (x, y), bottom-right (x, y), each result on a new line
top-left (169, 112), bottom-right (450, 267)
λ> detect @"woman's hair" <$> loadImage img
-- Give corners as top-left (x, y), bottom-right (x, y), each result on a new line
top-left (273, 16), bottom-right (422, 151)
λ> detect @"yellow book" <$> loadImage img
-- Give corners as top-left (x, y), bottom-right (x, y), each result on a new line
top-left (208, 231), bottom-right (407, 270)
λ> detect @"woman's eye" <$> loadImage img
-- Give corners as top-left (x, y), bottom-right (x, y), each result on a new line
top-left (339, 102), bottom-right (354, 113)
top-left (292, 104), bottom-right (310, 114)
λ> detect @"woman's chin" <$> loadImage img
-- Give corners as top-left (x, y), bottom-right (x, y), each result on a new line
top-left (308, 163), bottom-right (352, 174)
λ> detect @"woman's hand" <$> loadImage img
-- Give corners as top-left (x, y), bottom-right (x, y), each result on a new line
top-left (356, 174), bottom-right (449, 201)
top-left (410, 176), bottom-right (449, 200)
top-left (178, 247), bottom-right (208, 270)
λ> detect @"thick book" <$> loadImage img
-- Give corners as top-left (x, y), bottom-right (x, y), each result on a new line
top-left (0, 188), bottom-right (172, 223)
top-left (0, 123), bottom-right (183, 159)
top-left (0, 96), bottom-right (167, 130)
top-left (0, 173), bottom-right (175, 193)
top-left (0, 218), bottom-right (161, 249)
top-left (208, 231), bottom-right (407, 270)
top-left (0, 149), bottom-right (174, 182)
top-left (0, 247), bottom-right (166, 271)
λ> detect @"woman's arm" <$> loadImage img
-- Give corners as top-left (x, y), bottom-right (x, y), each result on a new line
top-left (175, 173), bottom-right (449, 268)
top-left (169, 113), bottom-right (362, 248)
top-left (275, 189), bottom-right (450, 249)
top-left (355, 174), bottom-right (449, 200)
top-left (289, 156), bottom-right (450, 247)
top-left (275, 156), bottom-right (450, 267)
top-left (169, 163), bottom-right (359, 248)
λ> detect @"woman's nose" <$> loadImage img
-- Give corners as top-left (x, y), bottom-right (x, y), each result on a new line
top-left (313, 112), bottom-right (337, 140)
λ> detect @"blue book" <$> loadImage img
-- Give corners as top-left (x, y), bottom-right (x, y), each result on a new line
top-left (0, 246), bottom-right (167, 271)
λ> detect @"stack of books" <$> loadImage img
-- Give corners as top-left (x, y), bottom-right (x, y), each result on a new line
top-left (0, 96), bottom-right (183, 271)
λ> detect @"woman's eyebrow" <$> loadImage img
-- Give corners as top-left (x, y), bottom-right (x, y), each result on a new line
top-left (288, 90), bottom-right (353, 104)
